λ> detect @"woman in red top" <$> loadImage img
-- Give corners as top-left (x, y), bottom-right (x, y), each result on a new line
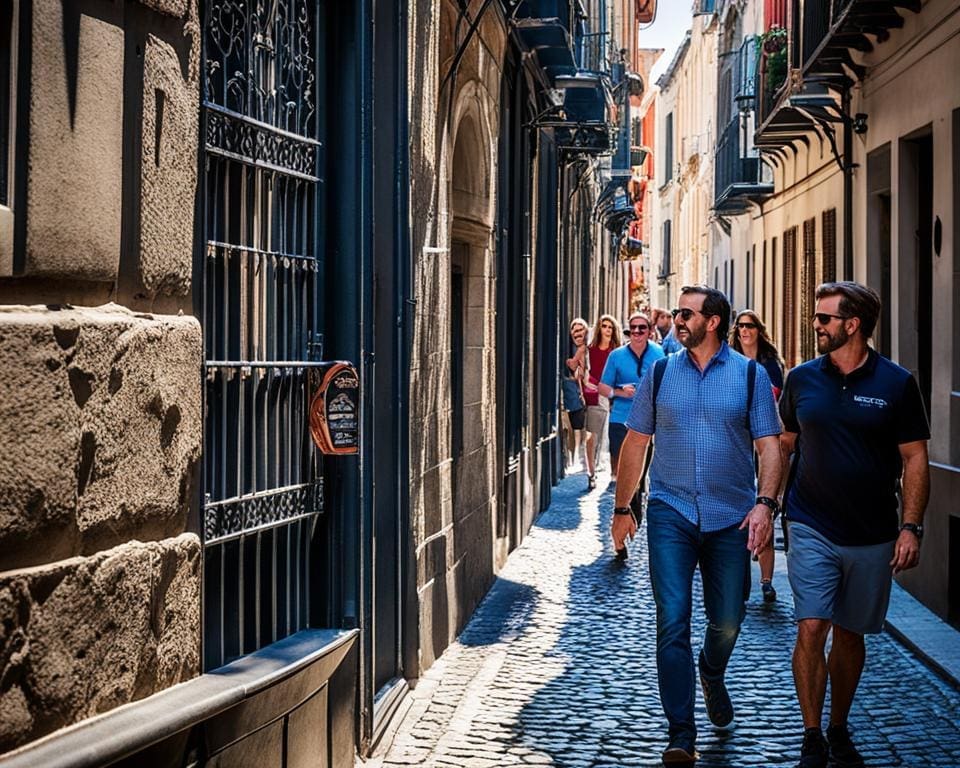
top-left (582, 314), bottom-right (621, 490)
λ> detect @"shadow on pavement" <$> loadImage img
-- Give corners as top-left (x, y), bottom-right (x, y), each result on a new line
top-left (514, 482), bottom-right (802, 767)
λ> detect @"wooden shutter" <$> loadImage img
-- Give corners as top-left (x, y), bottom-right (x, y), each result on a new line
top-left (783, 227), bottom-right (798, 367)
top-left (801, 217), bottom-right (817, 361)
top-left (822, 208), bottom-right (837, 283)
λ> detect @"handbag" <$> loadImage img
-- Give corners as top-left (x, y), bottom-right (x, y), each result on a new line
top-left (562, 377), bottom-right (585, 412)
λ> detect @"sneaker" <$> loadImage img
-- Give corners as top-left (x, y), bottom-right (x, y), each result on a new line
top-left (662, 734), bottom-right (697, 765)
top-left (761, 580), bottom-right (777, 603)
top-left (797, 728), bottom-right (828, 768)
top-left (827, 723), bottom-right (865, 767)
top-left (698, 651), bottom-right (734, 728)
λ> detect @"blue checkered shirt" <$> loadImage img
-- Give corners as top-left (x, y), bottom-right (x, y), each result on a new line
top-left (625, 342), bottom-right (781, 532)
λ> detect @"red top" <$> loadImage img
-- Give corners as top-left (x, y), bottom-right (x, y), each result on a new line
top-left (584, 346), bottom-right (613, 407)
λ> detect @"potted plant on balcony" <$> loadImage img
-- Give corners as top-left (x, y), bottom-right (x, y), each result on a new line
top-left (758, 25), bottom-right (788, 99)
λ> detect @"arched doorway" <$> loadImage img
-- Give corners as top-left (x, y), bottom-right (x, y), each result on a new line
top-left (448, 110), bottom-right (497, 619)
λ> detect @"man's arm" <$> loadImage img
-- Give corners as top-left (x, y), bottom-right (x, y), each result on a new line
top-left (778, 431), bottom-right (798, 500)
top-left (611, 430), bottom-right (651, 548)
top-left (739, 434), bottom-right (780, 555)
top-left (890, 439), bottom-right (930, 573)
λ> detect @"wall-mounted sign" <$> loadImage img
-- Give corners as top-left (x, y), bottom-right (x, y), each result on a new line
top-left (309, 362), bottom-right (359, 455)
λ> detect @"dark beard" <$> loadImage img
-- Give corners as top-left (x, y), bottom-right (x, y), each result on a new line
top-left (817, 324), bottom-right (849, 354)
top-left (679, 324), bottom-right (706, 349)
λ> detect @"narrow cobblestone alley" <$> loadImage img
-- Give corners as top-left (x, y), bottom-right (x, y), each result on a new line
top-left (368, 472), bottom-right (960, 768)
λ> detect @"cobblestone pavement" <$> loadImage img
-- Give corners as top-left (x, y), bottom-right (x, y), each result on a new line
top-left (368, 471), bottom-right (960, 768)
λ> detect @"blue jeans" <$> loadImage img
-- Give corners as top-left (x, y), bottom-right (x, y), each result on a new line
top-left (646, 499), bottom-right (750, 740)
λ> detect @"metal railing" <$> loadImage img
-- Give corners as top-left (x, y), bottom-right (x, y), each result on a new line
top-left (201, 0), bottom-right (324, 671)
top-left (577, 31), bottom-right (611, 74)
top-left (714, 116), bottom-right (760, 202)
top-left (735, 37), bottom-right (757, 107)
top-left (802, 0), bottom-right (856, 69)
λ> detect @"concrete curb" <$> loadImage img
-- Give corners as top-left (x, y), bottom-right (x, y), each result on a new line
top-left (884, 581), bottom-right (960, 693)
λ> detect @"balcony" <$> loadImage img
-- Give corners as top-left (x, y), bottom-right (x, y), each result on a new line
top-left (755, 0), bottom-right (921, 147)
top-left (714, 116), bottom-right (772, 214)
top-left (548, 74), bottom-right (614, 155)
top-left (595, 178), bottom-right (634, 233)
top-left (512, 0), bottom-right (578, 84)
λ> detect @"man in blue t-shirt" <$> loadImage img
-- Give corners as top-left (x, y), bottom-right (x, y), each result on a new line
top-left (598, 311), bottom-right (664, 481)
top-left (780, 281), bottom-right (930, 768)
top-left (611, 286), bottom-right (782, 764)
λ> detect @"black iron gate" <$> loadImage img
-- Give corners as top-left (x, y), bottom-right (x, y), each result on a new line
top-left (200, 0), bottom-right (325, 670)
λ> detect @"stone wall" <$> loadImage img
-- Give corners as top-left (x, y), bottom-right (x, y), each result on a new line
top-left (0, 0), bottom-right (203, 754)
top-left (407, 0), bottom-right (506, 671)
top-left (0, 307), bottom-right (202, 753)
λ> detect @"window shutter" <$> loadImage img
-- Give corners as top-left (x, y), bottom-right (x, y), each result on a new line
top-left (783, 227), bottom-right (797, 367)
top-left (822, 208), bottom-right (837, 282)
top-left (801, 218), bottom-right (817, 361)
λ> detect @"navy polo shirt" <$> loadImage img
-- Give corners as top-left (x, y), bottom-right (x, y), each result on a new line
top-left (779, 349), bottom-right (930, 546)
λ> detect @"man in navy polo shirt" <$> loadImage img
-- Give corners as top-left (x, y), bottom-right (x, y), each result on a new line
top-left (612, 285), bottom-right (782, 765)
top-left (779, 281), bottom-right (930, 768)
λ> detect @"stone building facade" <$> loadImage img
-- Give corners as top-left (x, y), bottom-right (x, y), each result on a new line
top-left (0, 0), bottom-right (203, 752)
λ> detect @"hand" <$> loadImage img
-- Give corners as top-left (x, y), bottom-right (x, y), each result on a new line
top-left (583, 381), bottom-right (598, 394)
top-left (890, 529), bottom-right (921, 574)
top-left (611, 511), bottom-right (638, 551)
top-left (739, 505), bottom-right (773, 557)
top-left (621, 384), bottom-right (636, 398)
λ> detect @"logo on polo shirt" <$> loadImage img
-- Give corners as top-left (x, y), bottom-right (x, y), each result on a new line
top-left (853, 395), bottom-right (888, 409)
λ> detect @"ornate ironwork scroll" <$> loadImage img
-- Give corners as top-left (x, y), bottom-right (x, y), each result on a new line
top-left (204, 0), bottom-right (316, 139)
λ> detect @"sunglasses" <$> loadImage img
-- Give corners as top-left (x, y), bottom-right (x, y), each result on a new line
top-left (629, 325), bottom-right (649, 334)
top-left (671, 308), bottom-right (704, 321)
top-left (737, 322), bottom-right (758, 330)
top-left (812, 312), bottom-right (850, 324)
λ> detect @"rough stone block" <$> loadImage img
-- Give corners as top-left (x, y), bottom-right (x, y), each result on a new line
top-left (139, 35), bottom-right (199, 297)
top-left (137, 0), bottom-right (189, 18)
top-left (25, 0), bottom-right (123, 280)
top-left (0, 305), bottom-right (201, 570)
top-left (0, 534), bottom-right (201, 754)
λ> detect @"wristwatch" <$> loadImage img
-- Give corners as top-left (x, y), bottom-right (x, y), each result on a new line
top-left (756, 496), bottom-right (780, 519)
top-left (900, 522), bottom-right (924, 540)
top-left (614, 506), bottom-right (633, 516)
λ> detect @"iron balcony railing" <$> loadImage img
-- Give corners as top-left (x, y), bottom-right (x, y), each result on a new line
top-left (714, 115), bottom-right (761, 206)
top-left (577, 31), bottom-right (610, 74)
top-left (802, 0), bottom-right (856, 65)
top-left (735, 36), bottom-right (758, 107)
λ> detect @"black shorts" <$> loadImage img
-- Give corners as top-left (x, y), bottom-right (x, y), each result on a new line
top-left (568, 408), bottom-right (586, 430)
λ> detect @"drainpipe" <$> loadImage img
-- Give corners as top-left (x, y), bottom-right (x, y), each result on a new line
top-left (842, 87), bottom-right (853, 279)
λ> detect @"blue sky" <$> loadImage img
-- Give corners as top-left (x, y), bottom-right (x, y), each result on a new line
top-left (641, 2), bottom-right (695, 83)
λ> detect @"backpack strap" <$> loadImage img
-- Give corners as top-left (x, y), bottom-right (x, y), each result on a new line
top-left (745, 358), bottom-right (757, 434)
top-left (651, 356), bottom-right (669, 432)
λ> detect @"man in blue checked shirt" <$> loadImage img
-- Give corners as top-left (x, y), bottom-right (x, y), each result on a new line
top-left (611, 285), bottom-right (782, 766)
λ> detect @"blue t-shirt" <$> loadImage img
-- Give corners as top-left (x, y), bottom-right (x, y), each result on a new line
top-left (660, 329), bottom-right (683, 355)
top-left (779, 349), bottom-right (930, 546)
top-left (600, 341), bottom-right (665, 424)
top-left (626, 343), bottom-right (781, 532)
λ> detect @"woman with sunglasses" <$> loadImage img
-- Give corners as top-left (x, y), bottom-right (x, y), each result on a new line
top-left (730, 309), bottom-right (785, 601)
top-left (580, 315), bottom-right (621, 490)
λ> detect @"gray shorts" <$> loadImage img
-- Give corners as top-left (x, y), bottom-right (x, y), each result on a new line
top-left (585, 405), bottom-right (608, 436)
top-left (786, 522), bottom-right (895, 635)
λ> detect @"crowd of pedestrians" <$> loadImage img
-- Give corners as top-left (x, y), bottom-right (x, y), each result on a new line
top-left (560, 282), bottom-right (930, 768)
